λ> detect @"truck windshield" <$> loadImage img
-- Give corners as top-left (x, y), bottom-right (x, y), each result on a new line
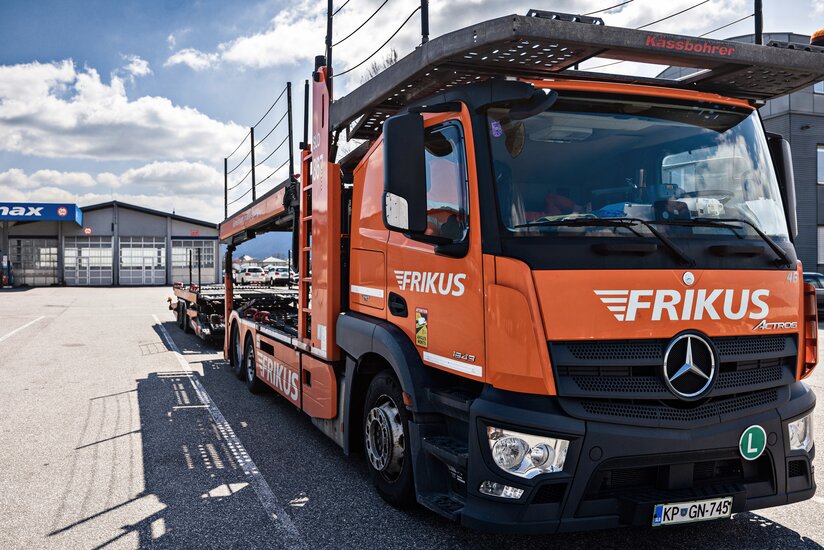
top-left (488, 95), bottom-right (789, 241)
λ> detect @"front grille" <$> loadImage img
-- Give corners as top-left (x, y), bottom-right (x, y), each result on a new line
top-left (586, 452), bottom-right (772, 499)
top-left (788, 460), bottom-right (808, 478)
top-left (532, 483), bottom-right (567, 504)
top-left (579, 389), bottom-right (778, 423)
top-left (551, 334), bottom-right (796, 426)
top-left (566, 340), bottom-right (662, 362)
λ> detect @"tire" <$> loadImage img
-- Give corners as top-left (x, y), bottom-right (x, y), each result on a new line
top-left (181, 304), bottom-right (191, 334)
top-left (363, 370), bottom-right (415, 508)
top-left (243, 337), bottom-right (265, 393)
top-left (230, 323), bottom-right (244, 379)
top-left (176, 303), bottom-right (184, 329)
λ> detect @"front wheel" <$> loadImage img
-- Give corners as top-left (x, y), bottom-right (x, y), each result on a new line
top-left (363, 371), bottom-right (415, 508)
top-left (244, 338), bottom-right (264, 393)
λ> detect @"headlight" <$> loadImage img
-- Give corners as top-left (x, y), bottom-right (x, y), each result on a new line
top-left (788, 414), bottom-right (814, 452)
top-left (487, 426), bottom-right (569, 479)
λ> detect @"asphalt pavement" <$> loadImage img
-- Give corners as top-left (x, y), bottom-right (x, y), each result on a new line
top-left (0, 286), bottom-right (821, 549)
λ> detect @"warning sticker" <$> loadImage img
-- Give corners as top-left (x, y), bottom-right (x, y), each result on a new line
top-left (415, 308), bottom-right (428, 348)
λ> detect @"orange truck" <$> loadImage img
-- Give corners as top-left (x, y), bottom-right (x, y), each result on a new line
top-left (213, 12), bottom-right (824, 533)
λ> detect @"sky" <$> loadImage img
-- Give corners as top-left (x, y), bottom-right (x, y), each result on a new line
top-left (1, 0), bottom-right (823, 233)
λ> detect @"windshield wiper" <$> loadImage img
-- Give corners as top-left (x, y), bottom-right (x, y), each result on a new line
top-left (514, 217), bottom-right (695, 266)
top-left (650, 217), bottom-right (794, 268)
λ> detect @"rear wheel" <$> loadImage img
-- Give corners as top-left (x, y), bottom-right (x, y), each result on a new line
top-left (244, 338), bottom-right (264, 393)
top-left (181, 304), bottom-right (191, 333)
top-left (363, 370), bottom-right (415, 508)
top-left (230, 324), bottom-right (244, 379)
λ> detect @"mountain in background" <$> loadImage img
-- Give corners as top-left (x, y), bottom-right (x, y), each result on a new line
top-left (233, 232), bottom-right (292, 260)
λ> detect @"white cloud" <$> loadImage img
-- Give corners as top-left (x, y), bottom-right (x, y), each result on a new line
top-left (167, 33), bottom-right (177, 49)
top-left (0, 59), bottom-right (246, 161)
top-left (0, 162), bottom-right (226, 221)
top-left (164, 48), bottom-right (220, 71)
top-left (814, 0), bottom-right (824, 14)
top-left (122, 54), bottom-right (152, 78)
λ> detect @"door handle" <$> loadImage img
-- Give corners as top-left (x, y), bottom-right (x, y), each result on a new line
top-left (388, 292), bottom-right (408, 317)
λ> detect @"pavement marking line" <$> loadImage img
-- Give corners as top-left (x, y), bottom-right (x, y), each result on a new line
top-left (814, 496), bottom-right (824, 505)
top-left (0, 315), bottom-right (45, 344)
top-left (152, 315), bottom-right (307, 549)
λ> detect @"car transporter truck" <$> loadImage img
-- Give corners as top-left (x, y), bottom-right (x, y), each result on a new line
top-left (170, 10), bottom-right (824, 534)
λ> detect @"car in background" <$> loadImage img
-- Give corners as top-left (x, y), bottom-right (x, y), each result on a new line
top-left (238, 266), bottom-right (266, 285)
top-left (802, 272), bottom-right (824, 313)
top-left (268, 266), bottom-right (291, 286)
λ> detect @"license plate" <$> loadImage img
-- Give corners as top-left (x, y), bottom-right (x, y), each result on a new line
top-left (652, 496), bottom-right (732, 527)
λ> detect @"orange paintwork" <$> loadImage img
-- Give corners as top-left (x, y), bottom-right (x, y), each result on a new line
top-left (485, 256), bottom-right (556, 395)
top-left (309, 68), bottom-right (341, 361)
top-left (301, 354), bottom-right (338, 419)
top-left (382, 107), bottom-right (486, 382)
top-left (529, 79), bottom-right (754, 110)
top-left (534, 268), bottom-right (801, 341)
top-left (349, 140), bottom-right (389, 318)
top-left (801, 281), bottom-right (818, 379)
top-left (219, 187), bottom-right (286, 241)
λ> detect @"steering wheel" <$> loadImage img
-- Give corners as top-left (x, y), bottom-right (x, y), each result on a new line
top-left (680, 189), bottom-right (734, 203)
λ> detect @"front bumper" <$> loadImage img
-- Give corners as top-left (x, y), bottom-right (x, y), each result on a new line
top-left (457, 382), bottom-right (815, 534)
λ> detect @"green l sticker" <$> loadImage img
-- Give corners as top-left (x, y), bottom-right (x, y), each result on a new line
top-left (739, 425), bottom-right (767, 461)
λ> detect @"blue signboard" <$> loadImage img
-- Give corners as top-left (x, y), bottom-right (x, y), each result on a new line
top-left (0, 202), bottom-right (82, 225)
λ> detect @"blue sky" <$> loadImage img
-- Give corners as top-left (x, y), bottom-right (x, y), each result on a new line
top-left (0, 0), bottom-right (822, 234)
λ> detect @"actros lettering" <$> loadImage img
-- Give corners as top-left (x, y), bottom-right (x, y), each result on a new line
top-left (594, 289), bottom-right (770, 322)
top-left (395, 270), bottom-right (466, 297)
top-left (257, 352), bottom-right (299, 402)
top-left (0, 206), bottom-right (43, 216)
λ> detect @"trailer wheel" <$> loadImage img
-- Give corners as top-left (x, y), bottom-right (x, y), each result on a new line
top-left (230, 324), bottom-right (244, 379)
top-left (243, 337), bottom-right (264, 393)
top-left (176, 303), bottom-right (185, 329)
top-left (363, 370), bottom-right (415, 508)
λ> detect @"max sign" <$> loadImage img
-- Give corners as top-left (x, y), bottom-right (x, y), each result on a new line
top-left (0, 202), bottom-right (82, 224)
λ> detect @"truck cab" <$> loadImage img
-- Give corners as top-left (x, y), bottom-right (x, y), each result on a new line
top-left (339, 75), bottom-right (818, 531)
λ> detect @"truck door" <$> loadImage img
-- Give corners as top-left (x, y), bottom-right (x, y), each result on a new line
top-left (385, 116), bottom-right (485, 381)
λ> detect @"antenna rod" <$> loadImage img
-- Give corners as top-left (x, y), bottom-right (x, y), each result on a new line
top-left (302, 80), bottom-right (310, 149)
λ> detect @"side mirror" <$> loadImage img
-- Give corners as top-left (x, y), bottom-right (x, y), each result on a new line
top-left (766, 132), bottom-right (798, 240)
top-left (382, 112), bottom-right (428, 234)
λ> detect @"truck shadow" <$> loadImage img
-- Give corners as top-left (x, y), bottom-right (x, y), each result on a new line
top-left (49, 319), bottom-right (821, 549)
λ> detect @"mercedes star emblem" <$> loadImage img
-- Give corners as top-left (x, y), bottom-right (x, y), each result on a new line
top-left (662, 333), bottom-right (716, 400)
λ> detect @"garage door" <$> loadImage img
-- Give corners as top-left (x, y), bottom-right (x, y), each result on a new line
top-left (172, 240), bottom-right (217, 285)
top-left (10, 238), bottom-right (58, 286)
top-left (64, 236), bottom-right (113, 286)
top-left (119, 237), bottom-right (166, 285)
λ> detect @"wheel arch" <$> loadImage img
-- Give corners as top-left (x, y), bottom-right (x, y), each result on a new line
top-left (337, 312), bottom-right (435, 455)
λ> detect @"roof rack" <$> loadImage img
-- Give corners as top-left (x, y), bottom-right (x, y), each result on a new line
top-left (332, 13), bottom-right (824, 140)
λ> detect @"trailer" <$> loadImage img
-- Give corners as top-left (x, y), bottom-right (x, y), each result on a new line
top-left (170, 280), bottom-right (297, 343)
top-left (209, 10), bottom-right (824, 533)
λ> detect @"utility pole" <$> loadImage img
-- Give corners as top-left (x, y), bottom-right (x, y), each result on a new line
top-left (250, 126), bottom-right (257, 202)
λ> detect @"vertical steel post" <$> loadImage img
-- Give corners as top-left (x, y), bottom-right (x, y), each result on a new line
top-left (250, 126), bottom-right (257, 202)
top-left (224, 158), bottom-right (228, 219)
top-left (326, 0), bottom-right (333, 76)
top-left (421, 0), bottom-right (429, 44)
top-left (303, 80), bottom-right (310, 149)
top-left (197, 247), bottom-right (202, 287)
top-left (754, 0), bottom-right (763, 45)
top-left (188, 249), bottom-right (192, 285)
top-left (287, 82), bottom-right (295, 180)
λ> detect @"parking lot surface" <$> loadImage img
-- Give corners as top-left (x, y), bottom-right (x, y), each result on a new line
top-left (0, 286), bottom-right (822, 549)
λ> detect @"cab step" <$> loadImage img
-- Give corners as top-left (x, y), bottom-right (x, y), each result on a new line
top-left (426, 388), bottom-right (474, 420)
top-left (422, 435), bottom-right (468, 469)
top-left (418, 493), bottom-right (464, 522)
